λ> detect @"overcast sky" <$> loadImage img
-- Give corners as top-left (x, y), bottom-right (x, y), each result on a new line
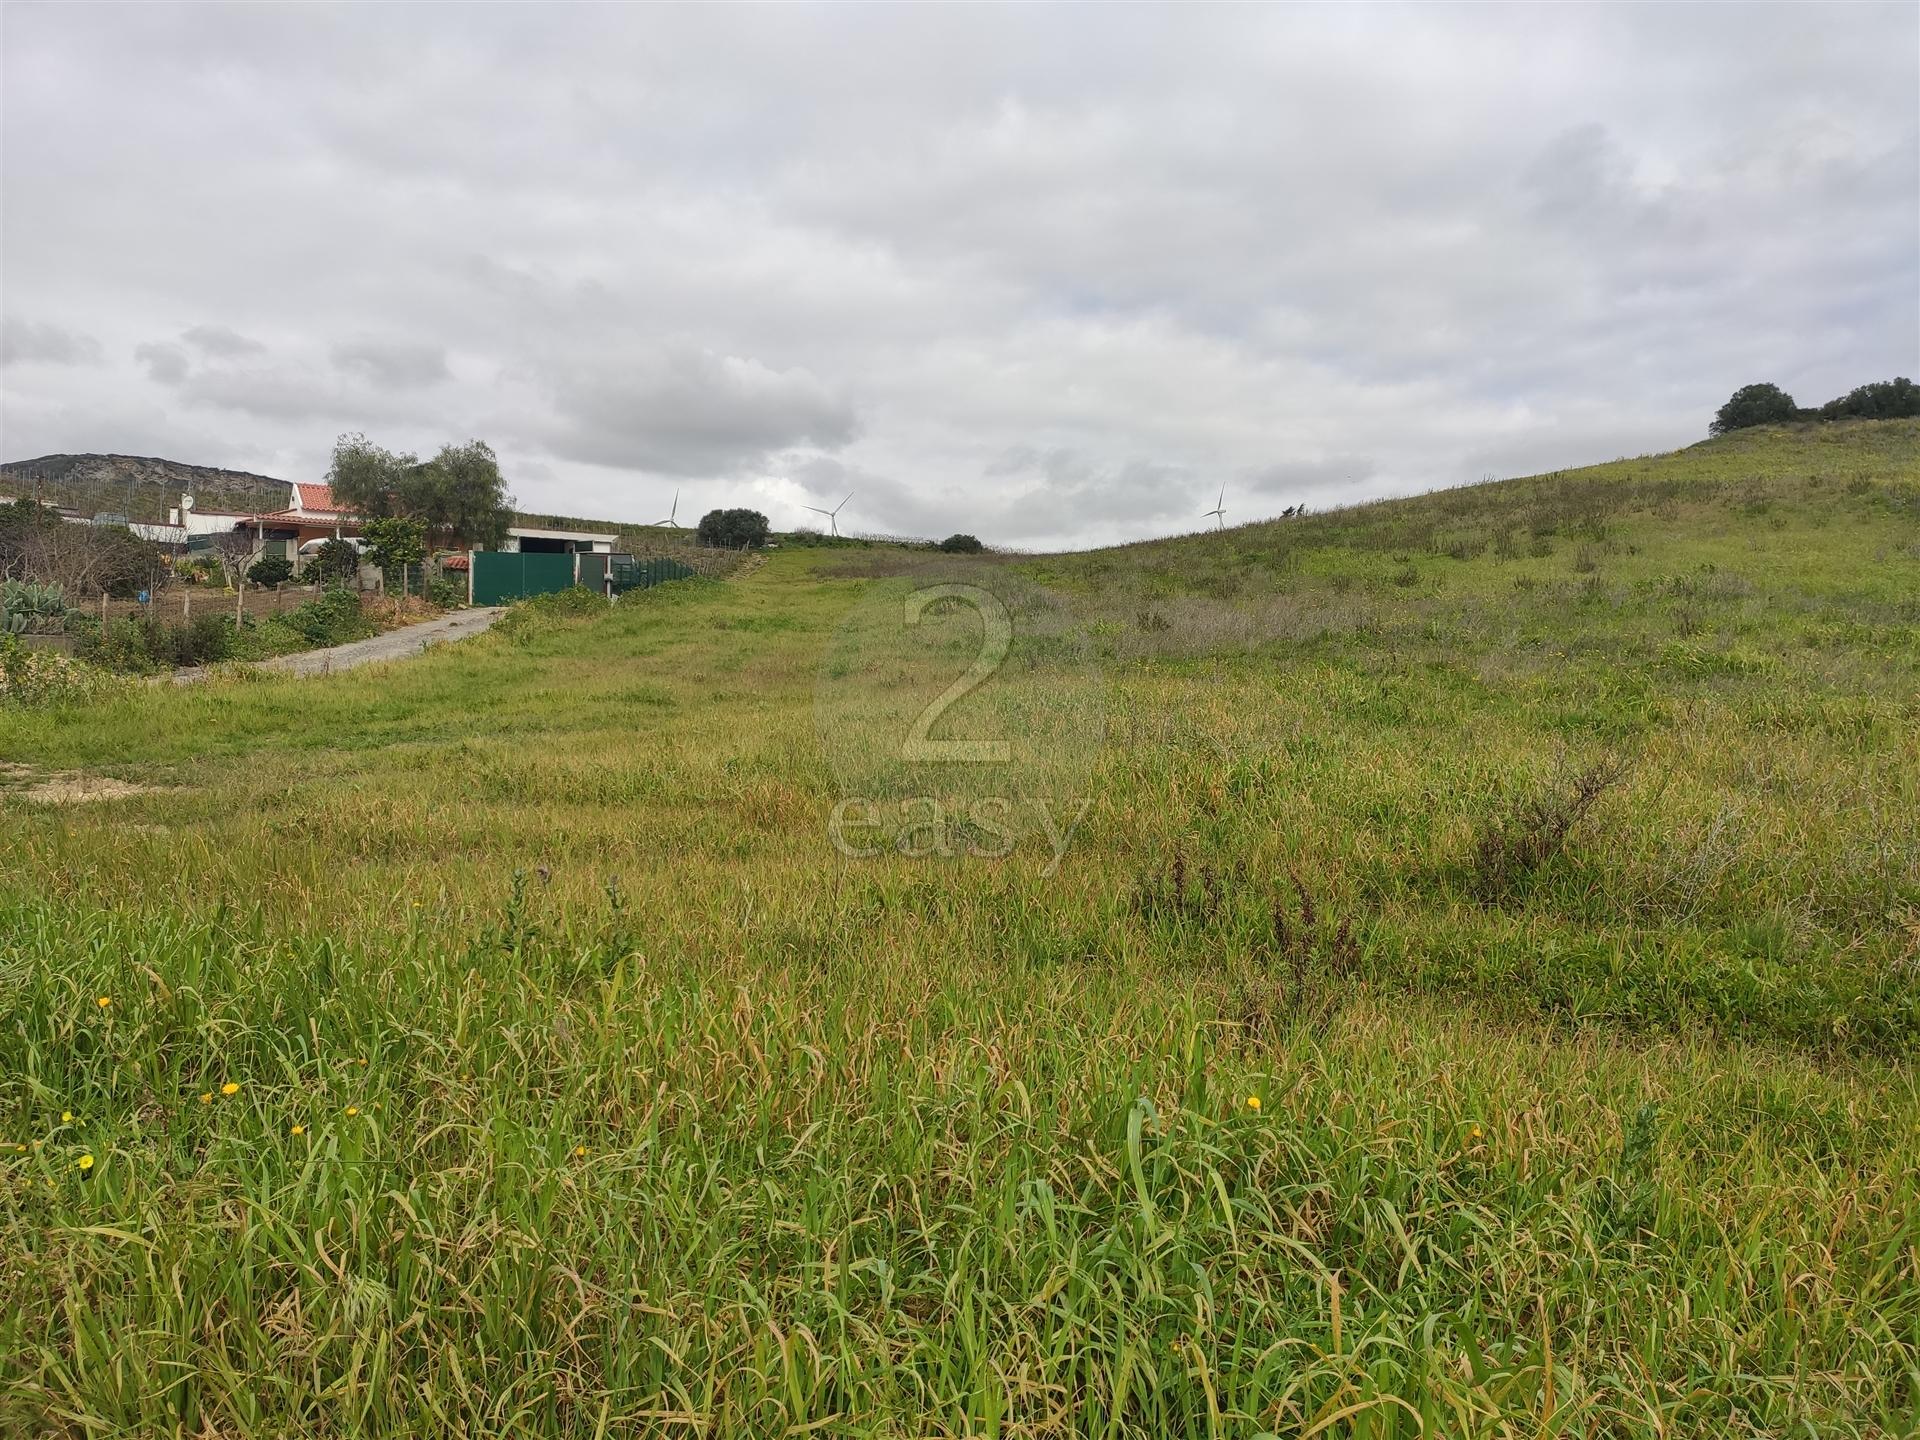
top-left (3, 5), bottom-right (1915, 548)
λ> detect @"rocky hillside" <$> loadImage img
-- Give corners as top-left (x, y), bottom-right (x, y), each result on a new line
top-left (0, 454), bottom-right (289, 522)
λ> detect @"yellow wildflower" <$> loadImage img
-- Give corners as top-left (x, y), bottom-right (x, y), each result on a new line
top-left (60, 1111), bottom-right (72, 1123)
top-left (574, 1145), bottom-right (587, 1157)
top-left (96, 996), bottom-right (111, 1009)
top-left (221, 1082), bottom-right (240, 1096)
top-left (199, 1093), bottom-right (212, 1104)
top-left (290, 1125), bottom-right (305, 1136)
top-left (345, 1106), bottom-right (359, 1117)
top-left (1245, 1096), bottom-right (1260, 1111)
top-left (76, 1155), bottom-right (94, 1171)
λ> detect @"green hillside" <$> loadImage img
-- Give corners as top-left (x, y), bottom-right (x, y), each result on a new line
top-left (0, 420), bottom-right (1915, 1436)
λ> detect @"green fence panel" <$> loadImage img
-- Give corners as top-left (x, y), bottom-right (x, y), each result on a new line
top-left (471, 552), bottom-right (582, 604)
top-left (609, 555), bottom-right (695, 594)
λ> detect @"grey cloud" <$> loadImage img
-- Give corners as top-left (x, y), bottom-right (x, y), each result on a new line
top-left (1242, 457), bottom-right (1377, 500)
top-left (134, 341), bottom-right (190, 385)
top-left (331, 338), bottom-right (451, 389)
top-left (2, 317), bottom-right (103, 367)
top-left (181, 324), bottom-right (267, 358)
top-left (546, 347), bottom-right (857, 476)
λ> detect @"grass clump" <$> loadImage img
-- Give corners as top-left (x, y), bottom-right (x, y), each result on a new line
top-left (1467, 754), bottom-right (1633, 902)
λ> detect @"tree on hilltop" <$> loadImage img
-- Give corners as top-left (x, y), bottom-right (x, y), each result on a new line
top-left (1710, 383), bottom-right (1799, 436)
top-left (696, 508), bottom-right (770, 549)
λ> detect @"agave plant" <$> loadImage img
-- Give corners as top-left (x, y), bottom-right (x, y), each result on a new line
top-left (0, 580), bottom-right (74, 635)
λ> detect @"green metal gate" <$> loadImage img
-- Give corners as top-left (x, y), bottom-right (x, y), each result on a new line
top-left (470, 552), bottom-right (580, 605)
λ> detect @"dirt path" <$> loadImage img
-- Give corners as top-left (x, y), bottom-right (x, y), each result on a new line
top-left (169, 607), bottom-right (506, 684)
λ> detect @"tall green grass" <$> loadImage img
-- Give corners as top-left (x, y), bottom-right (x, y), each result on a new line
top-left (2, 421), bottom-right (1917, 1436)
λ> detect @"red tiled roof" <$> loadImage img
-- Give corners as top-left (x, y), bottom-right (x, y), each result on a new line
top-left (294, 483), bottom-right (346, 513)
top-left (246, 509), bottom-right (355, 527)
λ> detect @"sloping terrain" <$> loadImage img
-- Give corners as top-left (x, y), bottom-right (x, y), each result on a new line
top-left (0, 421), bottom-right (1915, 1437)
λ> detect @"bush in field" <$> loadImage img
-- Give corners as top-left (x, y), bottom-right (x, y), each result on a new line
top-left (73, 614), bottom-right (235, 673)
top-left (226, 589), bottom-right (374, 661)
top-left (696, 508), bottom-right (770, 550)
top-left (1710, 383), bottom-right (1799, 436)
top-left (494, 586), bottom-right (611, 642)
top-left (247, 554), bottom-right (294, 587)
top-left (938, 533), bottom-right (985, 554)
top-left (280, 589), bottom-right (370, 646)
top-left (0, 636), bottom-right (124, 707)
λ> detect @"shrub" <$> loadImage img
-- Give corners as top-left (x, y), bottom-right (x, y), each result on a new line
top-left (72, 617), bottom-right (159, 674)
top-left (495, 586), bottom-right (609, 641)
top-left (177, 555), bottom-right (226, 588)
top-left (280, 589), bottom-right (370, 646)
top-left (306, 538), bottom-right (362, 584)
top-left (938, 533), bottom-right (985, 554)
top-left (1468, 757), bottom-right (1632, 902)
top-left (0, 636), bottom-right (125, 707)
top-left (247, 554), bottom-right (294, 587)
top-left (696, 509), bottom-right (770, 550)
top-left (75, 613), bottom-right (236, 673)
top-left (426, 575), bottom-right (467, 609)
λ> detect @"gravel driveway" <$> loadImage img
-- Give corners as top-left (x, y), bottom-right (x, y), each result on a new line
top-left (169, 606), bottom-right (506, 684)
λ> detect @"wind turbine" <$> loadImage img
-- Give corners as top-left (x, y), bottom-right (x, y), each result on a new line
top-left (654, 490), bottom-right (682, 528)
top-left (1204, 484), bottom-right (1227, 530)
top-left (804, 492), bottom-right (854, 537)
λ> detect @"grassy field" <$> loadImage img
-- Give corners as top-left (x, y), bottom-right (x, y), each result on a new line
top-left (2, 420), bottom-right (1917, 1437)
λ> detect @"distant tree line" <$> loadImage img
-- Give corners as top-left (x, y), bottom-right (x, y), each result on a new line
top-left (1712, 377), bottom-right (1919, 436)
